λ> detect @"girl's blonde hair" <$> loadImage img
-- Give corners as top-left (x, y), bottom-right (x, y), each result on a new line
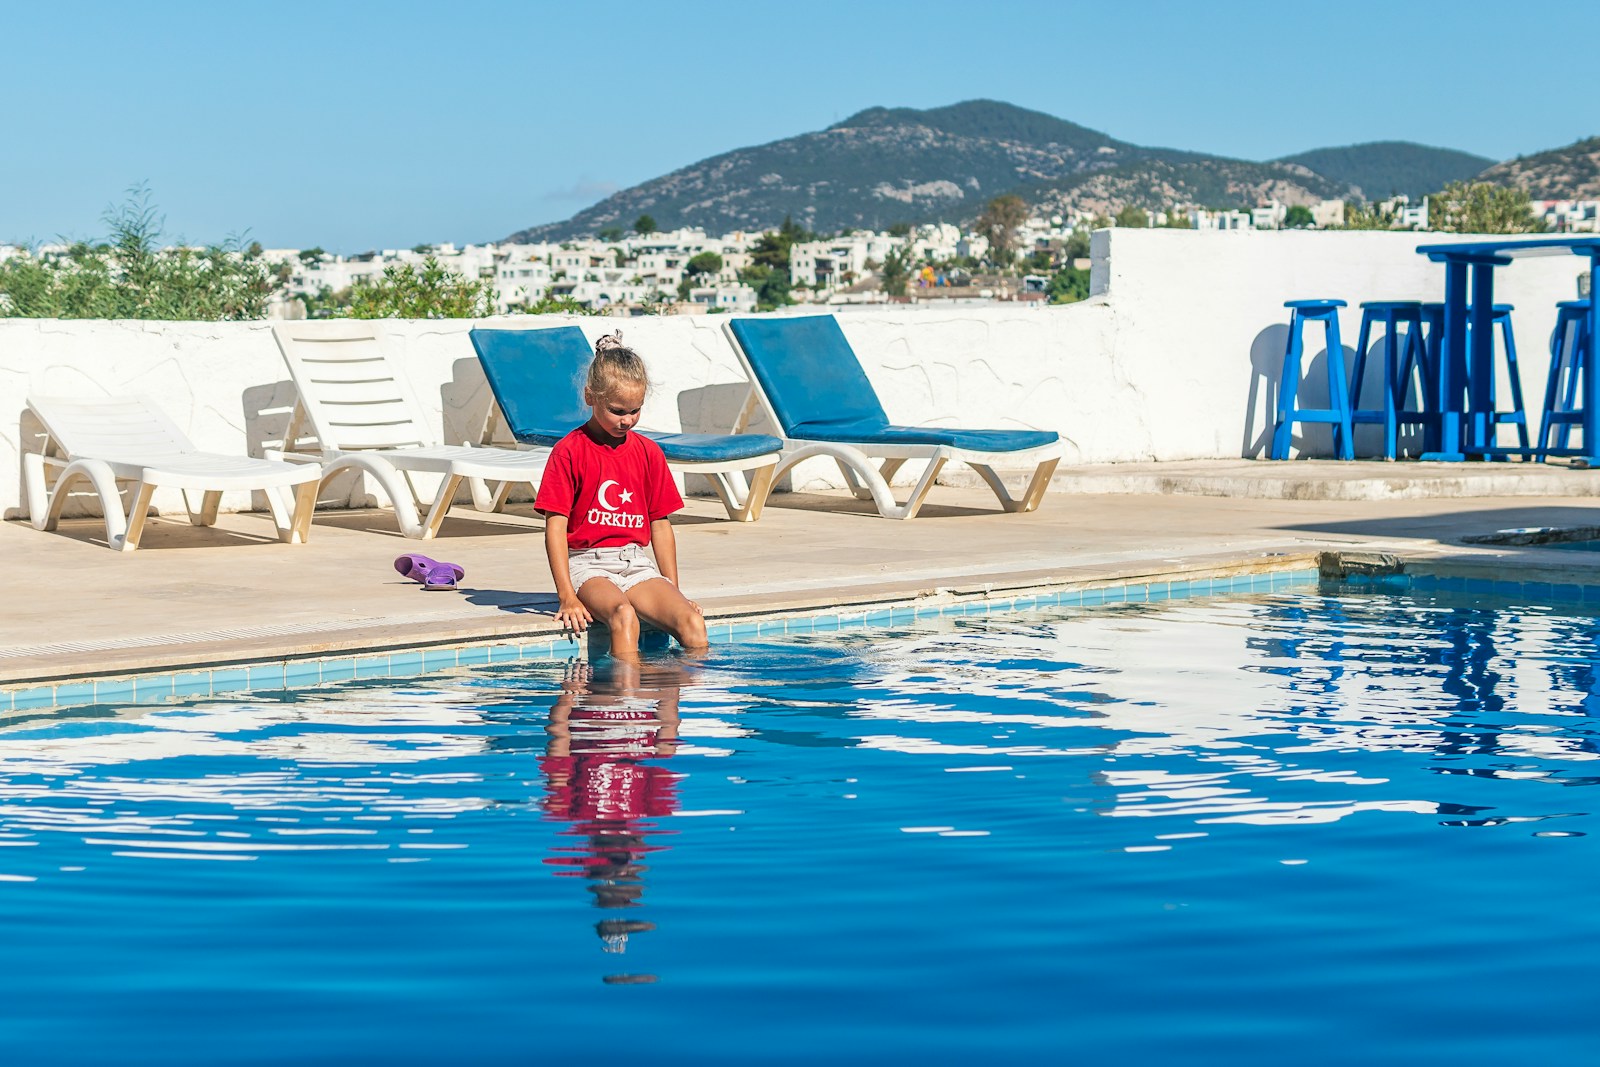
top-left (586, 330), bottom-right (649, 400)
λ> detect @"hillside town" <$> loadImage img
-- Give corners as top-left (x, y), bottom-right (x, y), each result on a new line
top-left (4, 193), bottom-right (1595, 320)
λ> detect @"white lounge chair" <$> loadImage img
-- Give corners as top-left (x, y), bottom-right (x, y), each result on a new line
top-left (22, 395), bottom-right (321, 551)
top-left (271, 321), bottom-right (547, 540)
top-left (722, 315), bottom-right (1063, 520)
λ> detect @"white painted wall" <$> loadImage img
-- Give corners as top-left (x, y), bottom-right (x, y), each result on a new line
top-left (1, 229), bottom-right (1591, 521)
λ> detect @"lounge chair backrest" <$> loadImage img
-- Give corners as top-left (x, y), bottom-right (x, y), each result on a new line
top-left (272, 321), bottom-right (439, 451)
top-left (29, 395), bottom-right (194, 461)
top-left (468, 326), bottom-right (593, 440)
top-left (727, 315), bottom-right (890, 434)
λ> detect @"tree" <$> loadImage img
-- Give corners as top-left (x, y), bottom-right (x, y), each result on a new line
top-left (887, 221), bottom-right (913, 237)
top-left (1426, 181), bottom-right (1545, 234)
top-left (1023, 250), bottom-right (1053, 273)
top-left (1284, 205), bottom-right (1316, 229)
top-left (736, 263), bottom-right (791, 311)
top-left (1047, 265), bottom-right (1091, 305)
top-left (633, 214), bottom-right (658, 235)
top-left (597, 226), bottom-right (624, 242)
top-left (685, 251), bottom-right (723, 277)
top-left (1114, 205), bottom-right (1149, 229)
top-left (1162, 210), bottom-right (1192, 229)
top-left (975, 194), bottom-right (1028, 267)
top-left (1063, 229), bottom-right (1091, 260)
top-left (298, 246), bottom-right (327, 264)
top-left (880, 247), bottom-right (911, 297)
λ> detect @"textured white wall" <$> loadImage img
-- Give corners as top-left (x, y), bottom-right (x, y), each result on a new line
top-left (1, 230), bottom-right (1590, 520)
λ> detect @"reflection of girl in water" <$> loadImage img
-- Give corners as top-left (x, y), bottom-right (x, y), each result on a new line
top-left (540, 657), bottom-right (687, 957)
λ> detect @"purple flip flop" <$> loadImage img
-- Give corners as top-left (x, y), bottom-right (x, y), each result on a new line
top-left (393, 553), bottom-right (465, 591)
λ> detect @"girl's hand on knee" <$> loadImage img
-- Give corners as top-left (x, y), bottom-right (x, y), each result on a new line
top-left (555, 597), bottom-right (592, 635)
top-left (688, 599), bottom-right (702, 616)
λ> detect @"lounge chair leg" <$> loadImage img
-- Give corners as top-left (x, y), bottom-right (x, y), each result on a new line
top-left (284, 480), bottom-right (318, 543)
top-left (192, 490), bottom-right (223, 527)
top-left (776, 443), bottom-right (947, 520)
top-left (263, 485), bottom-right (293, 532)
top-left (705, 471), bottom-right (739, 518)
top-left (840, 458), bottom-right (907, 500)
top-left (321, 456), bottom-right (425, 539)
top-left (466, 476), bottom-right (508, 513)
top-left (23, 453), bottom-right (55, 532)
top-left (741, 462), bottom-right (777, 522)
top-left (836, 459), bottom-right (882, 501)
top-left (421, 474), bottom-right (463, 539)
top-left (121, 482), bottom-right (157, 551)
top-left (896, 457), bottom-right (947, 520)
top-left (43, 459), bottom-right (130, 548)
top-left (1017, 457), bottom-right (1060, 512)
top-left (970, 457), bottom-right (1061, 513)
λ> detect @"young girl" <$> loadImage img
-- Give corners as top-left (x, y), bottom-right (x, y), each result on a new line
top-left (534, 331), bottom-right (708, 659)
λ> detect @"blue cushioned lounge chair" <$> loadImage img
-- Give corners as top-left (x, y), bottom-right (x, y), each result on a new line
top-left (468, 326), bottom-right (782, 522)
top-left (722, 315), bottom-right (1062, 520)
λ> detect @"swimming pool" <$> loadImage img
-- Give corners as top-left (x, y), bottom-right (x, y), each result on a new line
top-left (0, 584), bottom-right (1596, 1063)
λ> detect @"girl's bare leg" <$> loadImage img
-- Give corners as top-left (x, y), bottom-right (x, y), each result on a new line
top-left (626, 578), bottom-right (709, 651)
top-left (576, 577), bottom-right (642, 660)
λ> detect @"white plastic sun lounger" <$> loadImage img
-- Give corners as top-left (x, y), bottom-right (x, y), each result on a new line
top-left (22, 395), bottom-right (321, 551)
top-left (271, 321), bottom-right (548, 540)
top-left (722, 315), bottom-right (1063, 520)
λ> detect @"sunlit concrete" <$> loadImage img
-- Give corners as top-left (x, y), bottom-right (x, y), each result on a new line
top-left (8, 461), bottom-right (1600, 686)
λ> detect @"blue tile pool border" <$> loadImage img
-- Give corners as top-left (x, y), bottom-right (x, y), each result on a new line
top-left (10, 559), bottom-right (1585, 715)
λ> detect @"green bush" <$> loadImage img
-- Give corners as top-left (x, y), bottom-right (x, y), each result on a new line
top-left (0, 187), bottom-right (274, 320)
top-left (345, 257), bottom-right (496, 319)
top-left (1047, 265), bottom-right (1091, 305)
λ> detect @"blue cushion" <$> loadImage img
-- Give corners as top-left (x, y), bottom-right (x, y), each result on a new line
top-left (468, 326), bottom-right (592, 444)
top-left (727, 315), bottom-right (891, 434)
top-left (470, 327), bottom-right (778, 459)
top-left (728, 315), bottom-right (1058, 453)
top-left (640, 431), bottom-right (783, 462)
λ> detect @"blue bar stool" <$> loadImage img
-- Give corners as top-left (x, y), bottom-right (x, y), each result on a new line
top-left (1536, 299), bottom-right (1593, 460)
top-left (1349, 301), bottom-right (1428, 459)
top-left (1419, 302), bottom-right (1528, 455)
top-left (1271, 299), bottom-right (1354, 460)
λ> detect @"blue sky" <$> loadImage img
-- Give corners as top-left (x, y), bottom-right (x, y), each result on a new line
top-left (4, 0), bottom-right (1593, 252)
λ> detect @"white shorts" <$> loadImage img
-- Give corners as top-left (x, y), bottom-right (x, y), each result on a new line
top-left (568, 543), bottom-right (667, 594)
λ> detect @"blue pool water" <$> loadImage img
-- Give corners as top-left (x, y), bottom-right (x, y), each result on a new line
top-left (2, 587), bottom-right (1598, 1064)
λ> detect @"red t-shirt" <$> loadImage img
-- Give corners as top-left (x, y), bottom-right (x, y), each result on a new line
top-left (534, 426), bottom-right (684, 549)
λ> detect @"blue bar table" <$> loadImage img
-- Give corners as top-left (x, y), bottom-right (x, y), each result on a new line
top-left (1416, 236), bottom-right (1600, 461)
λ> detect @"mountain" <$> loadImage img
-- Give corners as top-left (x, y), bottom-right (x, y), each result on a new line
top-left (503, 101), bottom-right (1502, 241)
top-left (1478, 136), bottom-right (1600, 199)
top-left (506, 101), bottom-right (1157, 241)
top-left (1274, 141), bottom-right (1492, 201)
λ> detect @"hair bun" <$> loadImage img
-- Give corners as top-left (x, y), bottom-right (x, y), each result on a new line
top-left (594, 331), bottom-right (625, 353)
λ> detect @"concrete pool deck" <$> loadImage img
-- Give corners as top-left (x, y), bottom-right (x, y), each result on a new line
top-left (8, 458), bottom-right (1600, 688)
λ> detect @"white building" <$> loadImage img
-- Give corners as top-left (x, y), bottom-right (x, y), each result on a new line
top-left (1311, 199), bottom-right (1346, 228)
top-left (1533, 200), bottom-right (1600, 233)
top-left (687, 283), bottom-right (758, 313)
top-left (1191, 209), bottom-right (1253, 231)
top-left (789, 232), bottom-right (906, 288)
top-left (911, 223), bottom-right (963, 263)
top-left (1252, 200), bottom-right (1288, 230)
